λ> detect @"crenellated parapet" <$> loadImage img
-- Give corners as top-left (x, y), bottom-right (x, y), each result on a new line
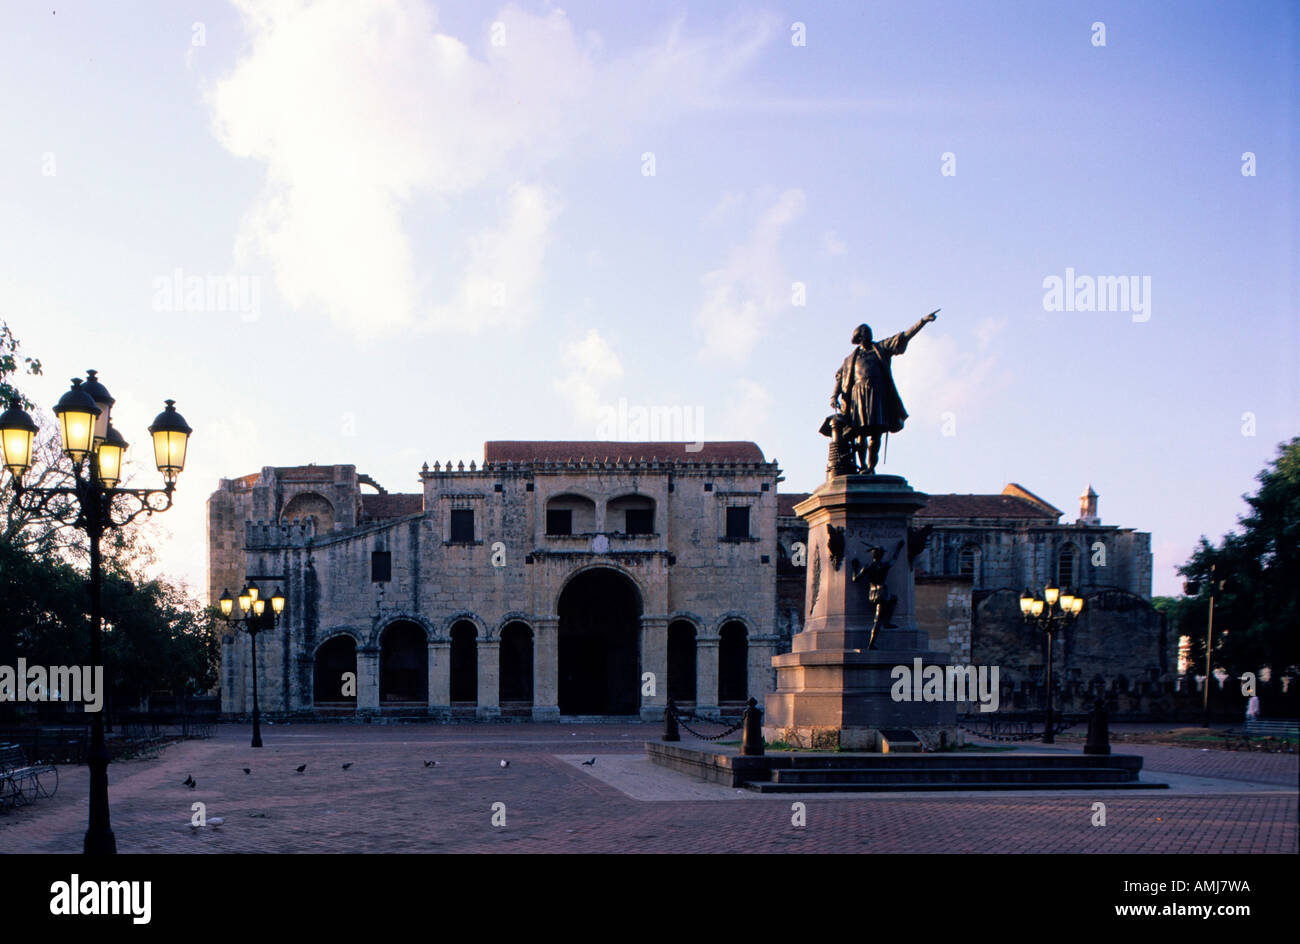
top-left (244, 517), bottom-right (317, 548)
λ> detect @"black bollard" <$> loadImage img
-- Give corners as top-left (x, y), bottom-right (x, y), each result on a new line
top-left (741, 697), bottom-right (764, 756)
top-left (1083, 696), bottom-right (1111, 755)
top-left (663, 698), bottom-right (680, 742)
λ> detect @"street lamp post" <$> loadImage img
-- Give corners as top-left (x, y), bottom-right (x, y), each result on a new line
top-left (1020, 582), bottom-right (1085, 744)
top-left (218, 583), bottom-right (285, 747)
top-left (1184, 564), bottom-right (1222, 728)
top-left (0, 372), bottom-right (192, 855)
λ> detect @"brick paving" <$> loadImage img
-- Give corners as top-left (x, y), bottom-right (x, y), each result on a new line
top-left (1, 724), bottom-right (1295, 854)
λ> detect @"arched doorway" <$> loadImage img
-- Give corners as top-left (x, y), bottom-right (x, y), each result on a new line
top-left (558, 568), bottom-right (641, 715)
top-left (380, 621), bottom-right (427, 703)
top-left (719, 621), bottom-right (748, 704)
top-left (499, 622), bottom-right (534, 705)
top-left (667, 620), bottom-right (697, 703)
top-left (314, 635), bottom-right (357, 706)
top-left (450, 621), bottom-right (478, 704)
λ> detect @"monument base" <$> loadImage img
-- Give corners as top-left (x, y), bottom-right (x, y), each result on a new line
top-left (766, 472), bottom-right (958, 753)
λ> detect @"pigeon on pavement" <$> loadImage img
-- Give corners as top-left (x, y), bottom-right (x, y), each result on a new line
top-left (182, 775), bottom-right (196, 788)
top-left (499, 760), bottom-right (509, 768)
top-left (295, 764), bottom-right (307, 773)
top-left (581, 758), bottom-right (596, 766)
top-left (341, 763), bottom-right (353, 770)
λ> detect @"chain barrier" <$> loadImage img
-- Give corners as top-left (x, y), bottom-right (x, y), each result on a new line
top-left (665, 699), bottom-right (748, 742)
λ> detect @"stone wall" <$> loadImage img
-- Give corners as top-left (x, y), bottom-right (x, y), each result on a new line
top-left (971, 587), bottom-right (1172, 693)
top-left (215, 453), bottom-right (783, 720)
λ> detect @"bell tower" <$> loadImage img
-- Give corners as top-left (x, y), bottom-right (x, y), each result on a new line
top-left (1079, 484), bottom-right (1099, 525)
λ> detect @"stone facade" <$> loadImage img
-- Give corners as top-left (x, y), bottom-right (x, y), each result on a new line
top-left (209, 443), bottom-right (782, 721)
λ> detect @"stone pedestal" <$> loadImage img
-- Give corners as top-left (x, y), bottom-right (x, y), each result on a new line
top-left (764, 474), bottom-right (957, 750)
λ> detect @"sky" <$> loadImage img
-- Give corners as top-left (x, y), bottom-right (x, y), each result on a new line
top-left (0, 0), bottom-right (1295, 600)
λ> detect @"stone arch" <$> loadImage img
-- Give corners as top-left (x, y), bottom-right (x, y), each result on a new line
top-left (379, 619), bottom-right (428, 703)
top-left (606, 492), bottom-right (656, 534)
top-left (545, 492), bottom-right (597, 534)
top-left (449, 619), bottom-right (479, 704)
top-left (442, 611), bottom-right (488, 642)
top-left (556, 566), bottom-right (642, 715)
top-left (556, 563), bottom-right (646, 617)
top-left (499, 620), bottom-right (534, 705)
top-left (667, 612), bottom-right (707, 634)
top-left (718, 619), bottom-right (749, 703)
top-left (368, 614), bottom-right (434, 648)
top-left (667, 619), bottom-right (698, 703)
top-left (280, 491), bottom-right (335, 533)
top-left (712, 612), bottom-right (756, 637)
top-left (313, 632), bottom-right (358, 705)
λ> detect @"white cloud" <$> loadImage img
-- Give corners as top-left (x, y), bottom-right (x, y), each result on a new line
top-left (724, 378), bottom-right (774, 436)
top-left (553, 328), bottom-right (624, 425)
top-left (822, 230), bottom-right (847, 256)
top-left (208, 1), bottom-right (777, 336)
top-left (695, 188), bottom-right (805, 362)
top-left (430, 183), bottom-right (558, 333)
top-left (893, 315), bottom-right (1008, 430)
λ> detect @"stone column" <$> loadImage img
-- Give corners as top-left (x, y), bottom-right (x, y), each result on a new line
top-left (749, 635), bottom-right (779, 702)
top-left (357, 645), bottom-right (380, 715)
top-left (640, 615), bottom-right (668, 720)
top-left (476, 637), bottom-right (501, 720)
top-left (428, 639), bottom-right (450, 720)
top-left (696, 635), bottom-right (720, 717)
top-left (532, 618), bottom-right (560, 721)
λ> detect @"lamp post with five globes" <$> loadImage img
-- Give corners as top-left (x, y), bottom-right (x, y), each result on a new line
top-left (0, 371), bottom-right (192, 855)
top-left (218, 583), bottom-right (285, 748)
top-left (1019, 582), bottom-right (1085, 744)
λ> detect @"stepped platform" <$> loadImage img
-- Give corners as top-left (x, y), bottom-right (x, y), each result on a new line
top-left (645, 741), bottom-right (1168, 792)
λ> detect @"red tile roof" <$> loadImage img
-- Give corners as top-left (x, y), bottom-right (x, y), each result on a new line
top-left (915, 494), bottom-right (1059, 520)
top-left (778, 493), bottom-right (812, 516)
top-left (778, 487), bottom-right (1059, 521)
top-left (484, 441), bottom-right (766, 464)
top-left (361, 494), bottom-right (424, 519)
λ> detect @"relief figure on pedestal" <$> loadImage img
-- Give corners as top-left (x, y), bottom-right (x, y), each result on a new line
top-left (851, 538), bottom-right (905, 649)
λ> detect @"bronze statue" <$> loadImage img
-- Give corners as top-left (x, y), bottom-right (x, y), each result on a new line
top-left (827, 310), bottom-right (939, 473)
top-left (851, 538), bottom-right (905, 649)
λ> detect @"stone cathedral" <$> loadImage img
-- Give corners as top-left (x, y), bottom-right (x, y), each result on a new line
top-left (208, 442), bottom-right (1165, 721)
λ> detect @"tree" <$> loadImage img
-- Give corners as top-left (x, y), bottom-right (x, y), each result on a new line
top-left (1, 320), bottom-right (218, 716)
top-left (1175, 438), bottom-right (1300, 683)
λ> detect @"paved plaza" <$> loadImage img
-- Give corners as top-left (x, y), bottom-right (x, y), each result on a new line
top-left (2, 724), bottom-right (1295, 854)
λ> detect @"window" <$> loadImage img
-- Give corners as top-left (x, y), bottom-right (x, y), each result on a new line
top-left (958, 546), bottom-right (978, 579)
top-left (1057, 544), bottom-right (1077, 588)
top-left (371, 550), bottom-right (392, 583)
top-left (546, 508), bottom-right (573, 536)
top-left (450, 509), bottom-right (475, 543)
top-left (625, 508), bottom-right (653, 535)
top-left (725, 506), bottom-right (750, 539)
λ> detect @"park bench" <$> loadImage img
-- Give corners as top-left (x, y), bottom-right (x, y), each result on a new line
top-left (0, 742), bottom-right (59, 809)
